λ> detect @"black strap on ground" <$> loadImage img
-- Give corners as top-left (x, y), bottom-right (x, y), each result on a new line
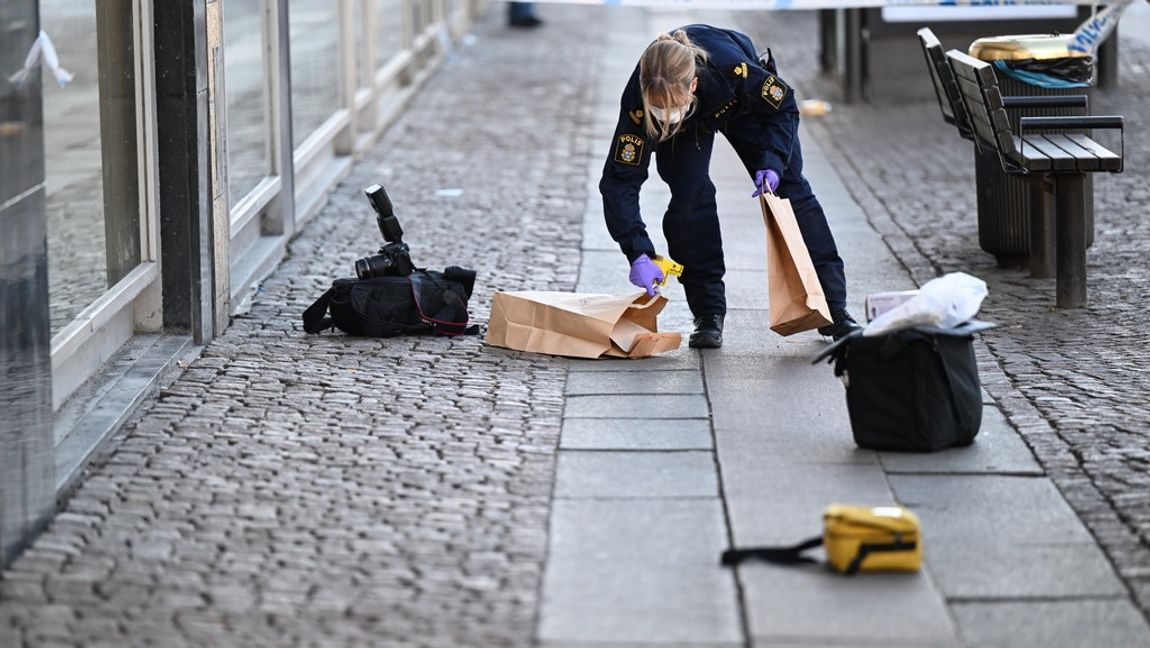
top-left (720, 536), bottom-right (823, 567)
top-left (302, 288), bottom-right (335, 333)
top-left (844, 540), bottom-right (918, 575)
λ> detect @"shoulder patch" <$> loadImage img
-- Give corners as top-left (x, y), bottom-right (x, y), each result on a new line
top-left (732, 62), bottom-right (749, 79)
top-left (614, 134), bottom-right (644, 166)
top-left (628, 108), bottom-right (644, 125)
top-left (761, 75), bottom-right (788, 109)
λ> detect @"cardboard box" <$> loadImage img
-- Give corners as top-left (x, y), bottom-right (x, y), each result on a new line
top-left (865, 290), bottom-right (919, 322)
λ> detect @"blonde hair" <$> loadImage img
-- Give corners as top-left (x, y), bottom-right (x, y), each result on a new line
top-left (639, 30), bottom-right (709, 141)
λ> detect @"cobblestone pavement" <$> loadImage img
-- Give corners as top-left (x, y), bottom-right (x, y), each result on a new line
top-left (742, 9), bottom-right (1150, 620)
top-left (0, 6), bottom-right (602, 647)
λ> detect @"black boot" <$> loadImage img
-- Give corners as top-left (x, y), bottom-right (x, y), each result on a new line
top-left (689, 314), bottom-right (724, 349)
top-left (817, 309), bottom-right (861, 341)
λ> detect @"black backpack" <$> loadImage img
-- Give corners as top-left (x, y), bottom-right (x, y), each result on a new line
top-left (814, 322), bottom-right (993, 452)
top-left (303, 267), bottom-right (477, 337)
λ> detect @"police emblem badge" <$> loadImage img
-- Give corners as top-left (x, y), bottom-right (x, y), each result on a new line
top-left (614, 134), bottom-right (644, 166)
top-left (761, 75), bottom-right (788, 109)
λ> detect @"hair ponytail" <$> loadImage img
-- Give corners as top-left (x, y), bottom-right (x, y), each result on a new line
top-left (640, 30), bottom-right (710, 141)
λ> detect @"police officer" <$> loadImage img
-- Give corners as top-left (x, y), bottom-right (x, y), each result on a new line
top-left (600, 25), bottom-right (859, 347)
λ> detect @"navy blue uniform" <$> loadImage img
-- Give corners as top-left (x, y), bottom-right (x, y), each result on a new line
top-left (600, 24), bottom-right (847, 318)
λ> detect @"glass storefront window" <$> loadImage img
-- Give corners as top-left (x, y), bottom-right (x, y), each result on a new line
top-left (411, 0), bottom-right (427, 36)
top-left (40, 0), bottom-right (142, 336)
top-left (223, 0), bottom-right (271, 203)
top-left (375, 0), bottom-right (405, 69)
top-left (289, 0), bottom-right (340, 148)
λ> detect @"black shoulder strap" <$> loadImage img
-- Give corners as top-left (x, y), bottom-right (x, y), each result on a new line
top-left (443, 266), bottom-right (477, 299)
top-left (302, 288), bottom-right (335, 334)
top-left (934, 336), bottom-right (978, 433)
top-left (843, 540), bottom-right (918, 575)
top-left (409, 271), bottom-right (471, 336)
top-left (720, 536), bottom-right (822, 567)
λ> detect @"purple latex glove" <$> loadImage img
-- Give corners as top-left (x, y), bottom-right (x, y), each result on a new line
top-left (629, 254), bottom-right (665, 297)
top-left (751, 169), bottom-right (781, 197)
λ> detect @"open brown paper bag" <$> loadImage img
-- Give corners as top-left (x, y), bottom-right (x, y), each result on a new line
top-left (485, 291), bottom-right (682, 359)
top-left (761, 193), bottom-right (833, 335)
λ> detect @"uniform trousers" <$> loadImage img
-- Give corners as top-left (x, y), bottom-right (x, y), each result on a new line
top-left (655, 128), bottom-right (847, 318)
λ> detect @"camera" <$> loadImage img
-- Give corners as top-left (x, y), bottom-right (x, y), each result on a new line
top-left (354, 184), bottom-right (415, 279)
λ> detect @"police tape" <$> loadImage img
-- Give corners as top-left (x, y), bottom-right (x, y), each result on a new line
top-left (1068, 0), bottom-right (1137, 53)
top-left (527, 0), bottom-right (1137, 8)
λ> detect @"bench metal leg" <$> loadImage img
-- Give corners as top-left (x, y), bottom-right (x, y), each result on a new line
top-left (842, 9), bottom-right (864, 104)
top-left (1054, 174), bottom-right (1088, 309)
top-left (1029, 182), bottom-right (1055, 279)
top-left (819, 9), bottom-right (836, 75)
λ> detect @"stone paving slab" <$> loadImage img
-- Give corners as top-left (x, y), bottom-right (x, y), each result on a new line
top-left (547, 498), bottom-right (728, 564)
top-left (539, 557), bottom-right (742, 644)
top-left (553, 451), bottom-right (718, 499)
top-left (878, 405), bottom-right (1043, 475)
top-left (721, 269), bottom-right (771, 311)
top-left (577, 249), bottom-right (638, 291)
top-left (564, 394), bottom-right (709, 419)
top-left (951, 600), bottom-right (1150, 648)
top-left (890, 475), bottom-right (1127, 599)
top-left (723, 460), bottom-right (893, 545)
top-left (542, 499), bottom-right (740, 644)
top-left (560, 418), bottom-right (712, 451)
top-left (741, 563), bottom-right (958, 647)
top-left (543, 643), bottom-right (742, 648)
top-left (567, 351), bottom-right (699, 373)
top-left (565, 370), bottom-right (704, 396)
top-left (706, 312), bottom-right (875, 466)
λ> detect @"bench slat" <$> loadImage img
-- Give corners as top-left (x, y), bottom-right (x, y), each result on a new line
top-left (987, 107), bottom-right (1012, 138)
top-left (1009, 136), bottom-right (1052, 171)
top-left (966, 109), bottom-right (1002, 153)
top-left (1065, 134), bottom-right (1123, 172)
top-left (1042, 134), bottom-right (1101, 172)
top-left (955, 75), bottom-right (984, 105)
top-left (948, 57), bottom-right (984, 84)
top-left (954, 79), bottom-right (1011, 136)
top-left (1022, 135), bottom-right (1078, 171)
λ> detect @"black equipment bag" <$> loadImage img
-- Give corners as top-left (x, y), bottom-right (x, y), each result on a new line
top-left (814, 322), bottom-right (993, 452)
top-left (302, 267), bottom-right (477, 337)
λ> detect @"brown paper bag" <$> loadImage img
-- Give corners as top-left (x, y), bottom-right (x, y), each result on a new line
top-left (761, 193), bottom-right (833, 335)
top-left (485, 290), bottom-right (682, 359)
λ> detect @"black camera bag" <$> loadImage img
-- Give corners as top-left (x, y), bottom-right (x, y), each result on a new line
top-left (302, 267), bottom-right (477, 337)
top-left (816, 323), bottom-right (990, 452)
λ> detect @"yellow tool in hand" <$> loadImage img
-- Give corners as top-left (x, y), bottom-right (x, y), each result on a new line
top-left (651, 255), bottom-right (684, 289)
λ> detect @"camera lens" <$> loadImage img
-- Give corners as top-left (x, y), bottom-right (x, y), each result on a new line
top-left (354, 253), bottom-right (393, 279)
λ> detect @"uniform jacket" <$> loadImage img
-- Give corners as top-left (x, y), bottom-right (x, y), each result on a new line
top-left (600, 24), bottom-right (799, 261)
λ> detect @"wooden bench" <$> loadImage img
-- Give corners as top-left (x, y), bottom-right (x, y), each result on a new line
top-left (946, 49), bottom-right (1124, 309)
top-left (917, 27), bottom-right (1091, 279)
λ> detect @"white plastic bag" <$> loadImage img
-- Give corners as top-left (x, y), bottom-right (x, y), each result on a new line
top-left (863, 272), bottom-right (988, 337)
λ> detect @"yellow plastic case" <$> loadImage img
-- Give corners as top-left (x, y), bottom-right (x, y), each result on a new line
top-left (822, 504), bottom-right (922, 574)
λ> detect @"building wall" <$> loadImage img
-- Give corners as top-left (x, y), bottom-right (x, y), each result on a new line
top-left (0, 0), bottom-right (487, 567)
top-left (0, 0), bottom-right (56, 567)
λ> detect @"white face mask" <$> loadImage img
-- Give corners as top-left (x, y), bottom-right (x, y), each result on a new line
top-left (649, 104), bottom-right (690, 125)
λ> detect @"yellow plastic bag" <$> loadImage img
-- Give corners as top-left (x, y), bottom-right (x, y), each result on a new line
top-left (823, 504), bottom-right (922, 574)
top-left (721, 504), bottom-right (922, 575)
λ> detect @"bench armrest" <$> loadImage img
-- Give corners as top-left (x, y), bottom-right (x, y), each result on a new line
top-left (1020, 115), bottom-right (1125, 173)
top-left (1003, 95), bottom-right (1088, 110)
top-left (1019, 116), bottom-right (1124, 131)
